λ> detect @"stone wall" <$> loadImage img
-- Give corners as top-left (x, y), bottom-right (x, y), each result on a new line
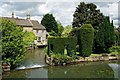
top-left (45, 54), bottom-right (120, 66)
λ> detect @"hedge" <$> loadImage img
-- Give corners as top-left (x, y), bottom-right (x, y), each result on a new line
top-left (48, 37), bottom-right (77, 56)
top-left (79, 24), bottom-right (94, 57)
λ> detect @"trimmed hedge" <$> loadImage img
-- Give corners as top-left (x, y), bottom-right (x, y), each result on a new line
top-left (79, 24), bottom-right (94, 57)
top-left (48, 37), bottom-right (77, 56)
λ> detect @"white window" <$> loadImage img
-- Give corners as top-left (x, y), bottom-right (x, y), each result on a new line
top-left (38, 37), bottom-right (41, 41)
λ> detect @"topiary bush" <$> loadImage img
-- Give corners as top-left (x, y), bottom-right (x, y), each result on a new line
top-left (79, 24), bottom-right (94, 57)
top-left (48, 37), bottom-right (77, 56)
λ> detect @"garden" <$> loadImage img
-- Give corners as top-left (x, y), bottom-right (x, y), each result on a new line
top-left (42, 2), bottom-right (120, 66)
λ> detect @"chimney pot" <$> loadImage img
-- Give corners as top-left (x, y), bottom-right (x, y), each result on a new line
top-left (12, 12), bottom-right (14, 18)
top-left (26, 14), bottom-right (30, 19)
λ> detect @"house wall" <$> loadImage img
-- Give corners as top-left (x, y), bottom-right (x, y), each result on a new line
top-left (33, 29), bottom-right (47, 45)
top-left (23, 27), bottom-right (33, 32)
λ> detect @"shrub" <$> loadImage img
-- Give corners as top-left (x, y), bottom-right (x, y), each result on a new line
top-left (0, 19), bottom-right (25, 66)
top-left (48, 37), bottom-right (77, 56)
top-left (50, 51), bottom-right (79, 65)
top-left (79, 24), bottom-right (94, 57)
top-left (50, 53), bottom-right (72, 65)
top-left (23, 31), bottom-right (36, 47)
top-left (109, 46), bottom-right (120, 53)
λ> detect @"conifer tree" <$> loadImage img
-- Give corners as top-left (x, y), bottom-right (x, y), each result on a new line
top-left (41, 13), bottom-right (58, 33)
top-left (95, 16), bottom-right (115, 53)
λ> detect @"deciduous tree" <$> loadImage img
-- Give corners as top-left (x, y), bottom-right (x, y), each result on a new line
top-left (0, 19), bottom-right (25, 66)
top-left (72, 2), bottom-right (104, 30)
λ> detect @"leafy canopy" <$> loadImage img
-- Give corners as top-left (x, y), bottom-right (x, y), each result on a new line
top-left (0, 19), bottom-right (25, 66)
top-left (23, 31), bottom-right (37, 47)
top-left (72, 2), bottom-right (104, 29)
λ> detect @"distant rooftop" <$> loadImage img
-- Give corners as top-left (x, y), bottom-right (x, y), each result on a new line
top-left (1, 13), bottom-right (46, 30)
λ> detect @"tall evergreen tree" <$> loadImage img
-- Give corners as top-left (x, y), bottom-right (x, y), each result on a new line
top-left (41, 13), bottom-right (58, 33)
top-left (109, 20), bottom-right (116, 46)
top-left (95, 16), bottom-right (115, 53)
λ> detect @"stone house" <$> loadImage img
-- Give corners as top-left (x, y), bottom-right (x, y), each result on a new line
top-left (2, 13), bottom-right (48, 46)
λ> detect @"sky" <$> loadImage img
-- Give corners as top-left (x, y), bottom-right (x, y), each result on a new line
top-left (0, 0), bottom-right (119, 27)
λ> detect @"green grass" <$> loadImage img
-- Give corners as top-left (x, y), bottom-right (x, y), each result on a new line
top-left (110, 52), bottom-right (120, 55)
top-left (90, 54), bottom-right (102, 57)
top-left (90, 52), bottom-right (120, 57)
top-left (76, 52), bottom-right (79, 55)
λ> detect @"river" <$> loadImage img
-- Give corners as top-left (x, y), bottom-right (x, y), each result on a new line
top-left (2, 48), bottom-right (120, 79)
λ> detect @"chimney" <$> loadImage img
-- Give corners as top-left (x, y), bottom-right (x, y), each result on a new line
top-left (12, 12), bottom-right (14, 18)
top-left (26, 14), bottom-right (30, 19)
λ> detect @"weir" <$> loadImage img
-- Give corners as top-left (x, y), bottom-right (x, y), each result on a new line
top-left (109, 63), bottom-right (120, 79)
top-left (16, 48), bottom-right (47, 70)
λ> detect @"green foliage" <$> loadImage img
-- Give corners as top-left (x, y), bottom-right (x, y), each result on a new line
top-left (68, 28), bottom-right (78, 37)
top-left (50, 51), bottom-right (79, 65)
top-left (109, 46), bottom-right (120, 53)
top-left (114, 31), bottom-right (119, 45)
top-left (50, 53), bottom-right (72, 65)
top-left (48, 30), bottom-right (58, 37)
top-left (57, 22), bottom-right (64, 37)
top-left (109, 20), bottom-right (116, 46)
top-left (23, 31), bottom-right (36, 47)
top-left (79, 24), bottom-right (94, 57)
top-left (95, 16), bottom-right (116, 53)
top-left (0, 19), bottom-right (25, 66)
top-left (41, 13), bottom-right (58, 34)
top-left (117, 32), bottom-right (120, 46)
top-left (72, 2), bottom-right (104, 51)
top-left (72, 2), bottom-right (104, 29)
top-left (117, 27), bottom-right (120, 45)
top-left (48, 37), bottom-right (77, 56)
top-left (62, 25), bottom-right (72, 37)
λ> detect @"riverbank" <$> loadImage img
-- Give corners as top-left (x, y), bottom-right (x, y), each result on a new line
top-left (45, 54), bottom-right (120, 66)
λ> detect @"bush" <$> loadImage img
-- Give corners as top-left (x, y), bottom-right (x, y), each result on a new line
top-left (48, 37), bottom-right (77, 56)
top-left (79, 24), bottom-right (94, 57)
top-left (109, 46), bottom-right (120, 53)
top-left (0, 19), bottom-right (25, 66)
top-left (50, 53), bottom-right (72, 65)
top-left (50, 51), bottom-right (79, 65)
top-left (23, 31), bottom-right (37, 47)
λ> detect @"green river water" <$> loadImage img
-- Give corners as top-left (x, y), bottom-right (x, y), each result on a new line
top-left (2, 48), bottom-right (120, 79)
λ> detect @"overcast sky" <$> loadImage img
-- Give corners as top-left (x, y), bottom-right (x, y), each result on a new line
top-left (0, 0), bottom-right (119, 27)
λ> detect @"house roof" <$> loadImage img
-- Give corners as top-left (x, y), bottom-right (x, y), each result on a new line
top-left (1, 17), bottom-right (46, 30)
top-left (31, 20), bottom-right (46, 30)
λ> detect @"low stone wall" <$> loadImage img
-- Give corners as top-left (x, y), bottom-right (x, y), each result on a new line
top-left (2, 62), bottom-right (10, 72)
top-left (45, 54), bottom-right (120, 66)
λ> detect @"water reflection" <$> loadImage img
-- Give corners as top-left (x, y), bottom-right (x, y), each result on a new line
top-left (3, 61), bottom-right (120, 78)
top-left (48, 61), bottom-right (114, 78)
top-left (109, 63), bottom-right (120, 79)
